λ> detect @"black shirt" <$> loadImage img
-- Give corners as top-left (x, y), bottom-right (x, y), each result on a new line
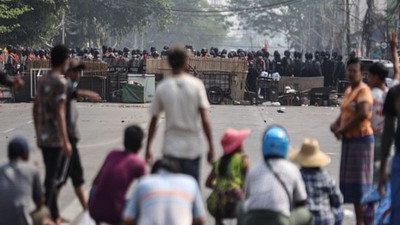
top-left (383, 84), bottom-right (400, 149)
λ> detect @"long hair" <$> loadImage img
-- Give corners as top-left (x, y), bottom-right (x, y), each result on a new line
top-left (218, 150), bottom-right (238, 177)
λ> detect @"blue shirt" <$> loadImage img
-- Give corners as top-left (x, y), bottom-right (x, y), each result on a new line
top-left (124, 170), bottom-right (206, 225)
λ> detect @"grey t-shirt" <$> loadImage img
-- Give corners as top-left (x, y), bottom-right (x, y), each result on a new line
top-left (0, 161), bottom-right (43, 225)
top-left (244, 159), bottom-right (307, 217)
top-left (66, 83), bottom-right (80, 142)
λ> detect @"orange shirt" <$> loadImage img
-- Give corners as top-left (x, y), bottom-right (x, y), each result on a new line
top-left (340, 82), bottom-right (373, 138)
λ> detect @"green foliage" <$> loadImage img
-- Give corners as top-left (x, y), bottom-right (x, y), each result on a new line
top-left (64, 0), bottom-right (174, 47)
top-left (1, 0), bottom-right (67, 47)
top-left (230, 0), bottom-right (345, 52)
top-left (142, 0), bottom-right (228, 50)
top-left (0, 0), bottom-right (32, 34)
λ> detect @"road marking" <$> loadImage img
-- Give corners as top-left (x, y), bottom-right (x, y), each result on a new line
top-left (26, 120), bottom-right (33, 124)
top-left (3, 128), bottom-right (15, 134)
top-left (79, 138), bottom-right (121, 148)
top-left (327, 152), bottom-right (337, 155)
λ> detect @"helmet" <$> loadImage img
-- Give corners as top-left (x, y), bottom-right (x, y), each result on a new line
top-left (247, 52), bottom-right (254, 59)
top-left (325, 51), bottom-right (330, 59)
top-left (262, 125), bottom-right (289, 158)
top-left (284, 50), bottom-right (290, 57)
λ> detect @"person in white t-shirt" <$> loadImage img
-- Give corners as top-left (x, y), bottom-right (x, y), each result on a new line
top-left (368, 62), bottom-right (389, 183)
top-left (371, 32), bottom-right (400, 184)
top-left (146, 45), bottom-right (215, 182)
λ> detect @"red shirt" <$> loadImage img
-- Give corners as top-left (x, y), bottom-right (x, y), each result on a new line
top-left (88, 150), bottom-right (146, 224)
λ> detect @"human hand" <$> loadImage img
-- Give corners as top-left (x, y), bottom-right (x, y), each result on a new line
top-left (330, 122), bottom-right (339, 133)
top-left (88, 92), bottom-right (101, 102)
top-left (378, 171), bottom-right (388, 196)
top-left (389, 31), bottom-right (398, 51)
top-left (63, 141), bottom-right (72, 157)
top-left (145, 149), bottom-right (153, 165)
top-left (207, 148), bottom-right (214, 165)
top-left (333, 127), bottom-right (344, 140)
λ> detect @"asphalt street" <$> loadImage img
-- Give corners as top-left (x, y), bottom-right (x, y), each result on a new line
top-left (0, 103), bottom-right (357, 225)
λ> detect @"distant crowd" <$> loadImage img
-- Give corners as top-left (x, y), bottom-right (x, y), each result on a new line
top-left (2, 36), bottom-right (400, 225)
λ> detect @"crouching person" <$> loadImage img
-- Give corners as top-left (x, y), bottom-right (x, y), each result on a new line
top-left (0, 137), bottom-right (51, 225)
top-left (290, 138), bottom-right (344, 225)
top-left (123, 159), bottom-right (206, 225)
top-left (237, 125), bottom-right (312, 225)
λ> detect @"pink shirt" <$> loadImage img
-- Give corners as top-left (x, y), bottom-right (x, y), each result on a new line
top-left (89, 150), bottom-right (146, 224)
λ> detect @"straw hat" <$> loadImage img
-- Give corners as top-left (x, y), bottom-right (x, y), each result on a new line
top-left (288, 138), bottom-right (331, 168)
top-left (221, 128), bottom-right (251, 155)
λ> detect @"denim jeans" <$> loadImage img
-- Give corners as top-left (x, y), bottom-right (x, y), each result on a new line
top-left (164, 156), bottom-right (201, 182)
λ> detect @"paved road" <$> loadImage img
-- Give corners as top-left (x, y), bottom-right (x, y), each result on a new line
top-left (0, 103), bottom-right (357, 224)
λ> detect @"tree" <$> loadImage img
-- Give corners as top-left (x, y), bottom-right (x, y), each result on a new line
top-left (63, 0), bottom-right (174, 47)
top-left (139, 0), bottom-right (228, 50)
top-left (230, 0), bottom-right (347, 53)
top-left (1, 0), bottom-right (67, 47)
top-left (0, 0), bottom-right (31, 34)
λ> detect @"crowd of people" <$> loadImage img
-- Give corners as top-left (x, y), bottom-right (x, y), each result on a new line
top-left (1, 31), bottom-right (400, 225)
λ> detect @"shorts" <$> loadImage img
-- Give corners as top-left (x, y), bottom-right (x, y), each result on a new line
top-left (57, 141), bottom-right (85, 188)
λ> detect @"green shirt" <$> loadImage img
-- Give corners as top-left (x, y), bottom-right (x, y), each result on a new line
top-left (213, 153), bottom-right (246, 190)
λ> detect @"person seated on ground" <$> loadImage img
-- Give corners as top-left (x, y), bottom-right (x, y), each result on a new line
top-left (88, 125), bottom-right (146, 225)
top-left (0, 137), bottom-right (51, 225)
top-left (206, 128), bottom-right (251, 225)
top-left (123, 159), bottom-right (206, 225)
top-left (237, 125), bottom-right (312, 225)
top-left (289, 138), bottom-right (344, 225)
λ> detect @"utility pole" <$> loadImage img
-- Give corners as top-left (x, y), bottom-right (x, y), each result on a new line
top-left (346, 0), bottom-right (351, 55)
top-left (61, 11), bottom-right (66, 44)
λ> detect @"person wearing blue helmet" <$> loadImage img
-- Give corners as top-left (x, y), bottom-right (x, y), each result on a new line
top-left (237, 125), bottom-right (312, 225)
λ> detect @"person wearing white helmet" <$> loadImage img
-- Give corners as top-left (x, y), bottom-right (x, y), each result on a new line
top-left (237, 125), bottom-right (312, 225)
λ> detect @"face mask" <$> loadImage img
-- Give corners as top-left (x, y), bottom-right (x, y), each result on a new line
top-left (64, 63), bottom-right (70, 74)
top-left (67, 77), bottom-right (79, 88)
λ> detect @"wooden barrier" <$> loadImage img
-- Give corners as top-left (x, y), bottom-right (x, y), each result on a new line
top-left (25, 60), bottom-right (108, 77)
top-left (146, 57), bottom-right (248, 75)
top-left (279, 76), bottom-right (324, 93)
top-left (146, 57), bottom-right (248, 102)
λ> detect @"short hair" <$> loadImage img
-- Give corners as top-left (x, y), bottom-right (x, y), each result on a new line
top-left (347, 57), bottom-right (361, 70)
top-left (369, 62), bottom-right (389, 82)
top-left (8, 137), bottom-right (30, 160)
top-left (151, 159), bottom-right (180, 174)
top-left (51, 44), bottom-right (69, 67)
top-left (124, 125), bottom-right (144, 153)
top-left (167, 45), bottom-right (188, 69)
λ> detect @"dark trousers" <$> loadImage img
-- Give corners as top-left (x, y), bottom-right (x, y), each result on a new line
top-left (164, 156), bottom-right (201, 182)
top-left (41, 147), bottom-right (63, 220)
top-left (57, 141), bottom-right (85, 188)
